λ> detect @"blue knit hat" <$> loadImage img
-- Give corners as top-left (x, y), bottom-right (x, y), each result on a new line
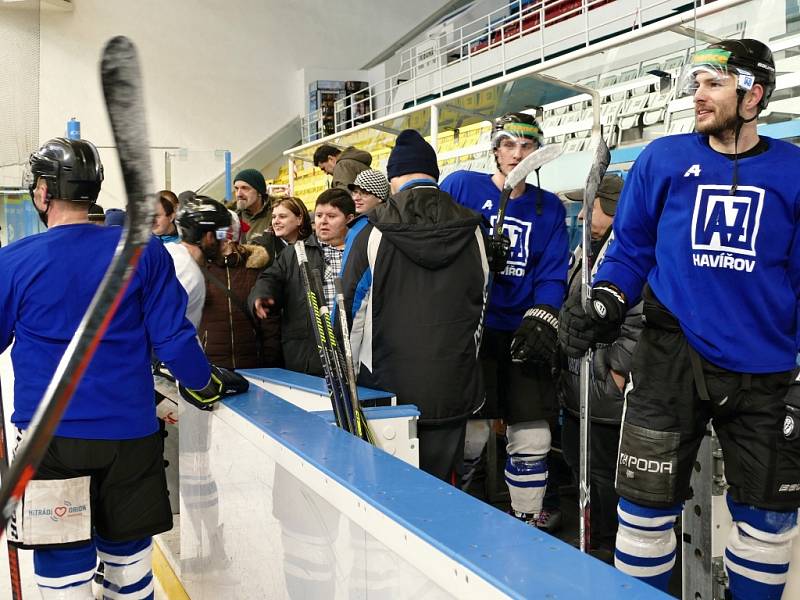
top-left (386, 130), bottom-right (439, 181)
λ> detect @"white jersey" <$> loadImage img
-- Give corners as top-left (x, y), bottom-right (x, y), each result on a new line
top-left (165, 242), bottom-right (205, 329)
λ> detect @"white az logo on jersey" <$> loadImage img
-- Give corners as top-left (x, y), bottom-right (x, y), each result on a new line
top-left (691, 185), bottom-right (764, 256)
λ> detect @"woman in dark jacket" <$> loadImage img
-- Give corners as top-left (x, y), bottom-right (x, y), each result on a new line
top-left (198, 212), bottom-right (282, 369)
top-left (249, 196), bottom-right (312, 268)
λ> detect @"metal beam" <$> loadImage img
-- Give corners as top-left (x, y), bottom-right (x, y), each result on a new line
top-left (668, 24), bottom-right (723, 45)
top-left (371, 124), bottom-right (403, 136)
top-left (442, 103), bottom-right (489, 120)
top-left (361, 0), bottom-right (473, 70)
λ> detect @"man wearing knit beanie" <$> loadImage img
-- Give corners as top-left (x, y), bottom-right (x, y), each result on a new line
top-left (385, 129), bottom-right (440, 190)
top-left (341, 128), bottom-right (489, 483)
top-left (233, 168), bottom-right (274, 243)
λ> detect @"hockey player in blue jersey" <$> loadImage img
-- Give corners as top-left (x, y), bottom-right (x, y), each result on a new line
top-left (0, 137), bottom-right (247, 599)
top-left (441, 113), bottom-right (569, 528)
top-left (559, 39), bottom-right (800, 598)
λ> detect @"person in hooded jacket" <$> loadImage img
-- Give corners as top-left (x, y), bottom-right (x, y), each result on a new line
top-left (340, 129), bottom-right (489, 482)
top-left (313, 144), bottom-right (373, 191)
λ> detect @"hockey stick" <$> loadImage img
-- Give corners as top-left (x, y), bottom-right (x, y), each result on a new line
top-left (295, 242), bottom-right (353, 433)
top-left (476, 143), bottom-right (564, 350)
top-left (0, 36), bottom-right (156, 535)
top-left (578, 136), bottom-right (611, 553)
top-left (494, 143), bottom-right (563, 242)
top-left (310, 268), bottom-right (358, 436)
top-left (333, 277), bottom-right (374, 444)
top-left (0, 380), bottom-right (22, 599)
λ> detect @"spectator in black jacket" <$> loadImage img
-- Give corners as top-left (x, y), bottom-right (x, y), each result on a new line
top-left (249, 190), bottom-right (354, 375)
top-left (559, 175), bottom-right (642, 561)
top-left (340, 129), bottom-right (489, 482)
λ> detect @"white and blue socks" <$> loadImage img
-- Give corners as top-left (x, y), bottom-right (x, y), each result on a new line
top-left (614, 498), bottom-right (681, 591)
top-left (724, 495), bottom-right (798, 600)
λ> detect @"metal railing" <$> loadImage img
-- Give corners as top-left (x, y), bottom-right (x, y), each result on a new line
top-left (300, 0), bottom-right (708, 143)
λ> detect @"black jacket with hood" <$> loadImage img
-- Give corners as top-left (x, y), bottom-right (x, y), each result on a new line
top-left (558, 235), bottom-right (643, 424)
top-left (341, 181), bottom-right (489, 424)
top-left (248, 235), bottom-right (326, 376)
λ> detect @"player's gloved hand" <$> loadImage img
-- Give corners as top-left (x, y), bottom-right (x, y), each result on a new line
top-left (783, 369), bottom-right (800, 441)
top-left (486, 234), bottom-right (511, 273)
top-left (179, 365), bottom-right (249, 411)
top-left (510, 305), bottom-right (559, 366)
top-left (558, 281), bottom-right (627, 358)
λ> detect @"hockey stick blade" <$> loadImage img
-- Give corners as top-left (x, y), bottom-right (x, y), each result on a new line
top-left (582, 138), bottom-right (611, 218)
top-left (101, 36), bottom-right (155, 239)
top-left (0, 36), bottom-right (155, 534)
top-left (494, 144), bottom-right (563, 239)
top-left (504, 144), bottom-right (563, 191)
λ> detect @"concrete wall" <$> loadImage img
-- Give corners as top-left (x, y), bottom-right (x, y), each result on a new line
top-left (26, 0), bottom-right (450, 208)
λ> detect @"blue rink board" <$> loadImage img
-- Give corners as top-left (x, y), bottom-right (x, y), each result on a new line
top-left (239, 367), bottom-right (394, 404)
top-left (223, 387), bottom-right (667, 599)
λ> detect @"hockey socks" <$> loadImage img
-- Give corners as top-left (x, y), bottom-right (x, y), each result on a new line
top-left (96, 536), bottom-right (154, 599)
top-left (614, 498), bottom-right (681, 591)
top-left (504, 421), bottom-right (550, 516)
top-left (34, 543), bottom-right (96, 599)
top-left (724, 495), bottom-right (798, 600)
top-left (505, 456), bottom-right (548, 515)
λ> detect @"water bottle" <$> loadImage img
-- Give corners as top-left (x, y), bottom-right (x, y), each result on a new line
top-left (66, 117), bottom-right (81, 140)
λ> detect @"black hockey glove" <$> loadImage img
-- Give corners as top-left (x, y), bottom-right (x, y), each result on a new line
top-left (783, 369), bottom-right (800, 441)
top-left (558, 281), bottom-right (627, 358)
top-left (179, 365), bottom-right (249, 411)
top-left (510, 305), bottom-right (559, 366)
top-left (486, 234), bottom-right (511, 273)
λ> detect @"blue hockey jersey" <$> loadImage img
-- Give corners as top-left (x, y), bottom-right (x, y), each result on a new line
top-left (0, 224), bottom-right (210, 439)
top-left (597, 133), bottom-right (800, 373)
top-left (440, 170), bottom-right (568, 331)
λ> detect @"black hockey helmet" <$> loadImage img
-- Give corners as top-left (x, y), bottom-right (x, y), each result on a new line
top-left (679, 39), bottom-right (776, 110)
top-left (492, 112), bottom-right (544, 148)
top-left (25, 137), bottom-right (104, 201)
top-left (176, 195), bottom-right (232, 245)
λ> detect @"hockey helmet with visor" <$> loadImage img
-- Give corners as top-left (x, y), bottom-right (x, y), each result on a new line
top-left (677, 39), bottom-right (775, 111)
top-left (176, 195), bottom-right (232, 245)
top-left (491, 112), bottom-right (543, 152)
